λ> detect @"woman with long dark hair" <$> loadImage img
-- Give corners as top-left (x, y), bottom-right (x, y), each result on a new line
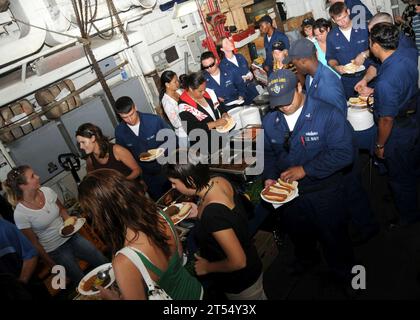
top-left (3, 166), bottom-right (108, 285)
top-left (78, 169), bottom-right (203, 300)
top-left (165, 151), bottom-right (266, 300)
top-left (76, 123), bottom-right (141, 180)
top-left (159, 70), bottom-right (188, 147)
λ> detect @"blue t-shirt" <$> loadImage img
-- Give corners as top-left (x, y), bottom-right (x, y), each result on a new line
top-left (0, 218), bottom-right (37, 261)
top-left (314, 41), bottom-right (341, 78)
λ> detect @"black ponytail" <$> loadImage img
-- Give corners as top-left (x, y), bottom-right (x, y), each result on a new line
top-left (159, 70), bottom-right (177, 103)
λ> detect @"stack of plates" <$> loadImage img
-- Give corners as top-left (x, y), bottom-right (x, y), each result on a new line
top-left (347, 107), bottom-right (374, 131)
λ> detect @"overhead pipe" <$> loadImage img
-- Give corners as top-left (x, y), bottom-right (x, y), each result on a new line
top-left (0, 0), bottom-right (46, 67)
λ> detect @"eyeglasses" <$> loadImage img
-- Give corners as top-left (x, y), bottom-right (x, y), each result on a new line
top-left (283, 131), bottom-right (292, 153)
top-left (202, 61), bottom-right (216, 70)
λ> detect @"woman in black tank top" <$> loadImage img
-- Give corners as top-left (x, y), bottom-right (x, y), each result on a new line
top-left (76, 123), bottom-right (142, 181)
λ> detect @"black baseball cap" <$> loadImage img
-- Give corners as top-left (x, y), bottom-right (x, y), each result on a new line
top-left (271, 41), bottom-right (286, 51)
top-left (267, 69), bottom-right (298, 107)
top-left (258, 15), bottom-right (273, 26)
top-left (288, 38), bottom-right (316, 60)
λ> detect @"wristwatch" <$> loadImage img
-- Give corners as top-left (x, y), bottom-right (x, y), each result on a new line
top-left (375, 143), bottom-right (385, 149)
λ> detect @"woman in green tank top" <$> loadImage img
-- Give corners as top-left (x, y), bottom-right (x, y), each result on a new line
top-left (78, 169), bottom-right (202, 300)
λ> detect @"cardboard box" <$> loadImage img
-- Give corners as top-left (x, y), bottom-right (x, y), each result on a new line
top-left (284, 11), bottom-right (313, 32)
top-left (220, 0), bottom-right (254, 12)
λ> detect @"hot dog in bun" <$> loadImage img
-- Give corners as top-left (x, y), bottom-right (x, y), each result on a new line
top-left (277, 178), bottom-right (295, 191)
top-left (262, 191), bottom-right (288, 202)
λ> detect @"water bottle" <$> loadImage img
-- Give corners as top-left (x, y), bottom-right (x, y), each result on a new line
top-left (120, 67), bottom-right (128, 81)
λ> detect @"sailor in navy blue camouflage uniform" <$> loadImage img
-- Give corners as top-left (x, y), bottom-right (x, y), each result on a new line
top-left (369, 23), bottom-right (420, 227)
top-left (220, 38), bottom-right (259, 105)
top-left (262, 69), bottom-right (355, 280)
top-left (328, 0), bottom-right (373, 21)
top-left (258, 15), bottom-right (290, 76)
top-left (354, 12), bottom-right (418, 97)
top-left (114, 96), bottom-right (172, 201)
top-left (201, 51), bottom-right (247, 110)
top-left (327, 2), bottom-right (372, 99)
top-left (290, 38), bottom-right (378, 244)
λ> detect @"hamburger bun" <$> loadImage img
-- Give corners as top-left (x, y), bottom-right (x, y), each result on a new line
top-left (64, 216), bottom-right (77, 227)
top-left (343, 63), bottom-right (359, 73)
top-left (178, 203), bottom-right (192, 217)
top-left (358, 96), bottom-right (374, 104)
top-left (349, 97), bottom-right (362, 104)
top-left (139, 151), bottom-right (151, 159)
top-left (217, 117), bottom-right (234, 131)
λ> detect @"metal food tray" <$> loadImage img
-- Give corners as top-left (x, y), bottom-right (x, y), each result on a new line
top-left (209, 149), bottom-right (257, 176)
top-left (231, 124), bottom-right (262, 142)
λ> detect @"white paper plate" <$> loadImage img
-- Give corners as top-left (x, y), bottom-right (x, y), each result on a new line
top-left (347, 107), bottom-right (374, 131)
top-left (59, 218), bottom-right (86, 238)
top-left (260, 181), bottom-right (299, 205)
top-left (77, 263), bottom-right (115, 296)
top-left (225, 99), bottom-right (245, 107)
top-left (164, 203), bottom-right (191, 225)
top-left (139, 147), bottom-right (165, 162)
top-left (343, 64), bottom-right (365, 74)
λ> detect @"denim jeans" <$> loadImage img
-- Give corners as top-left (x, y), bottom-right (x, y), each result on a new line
top-left (49, 233), bottom-right (108, 285)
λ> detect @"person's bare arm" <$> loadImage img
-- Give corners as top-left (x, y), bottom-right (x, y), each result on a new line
top-left (354, 65), bottom-right (377, 95)
top-left (19, 256), bottom-right (38, 284)
top-left (362, 65), bottom-right (377, 83)
top-left (353, 50), bottom-right (370, 66)
top-left (375, 116), bottom-right (394, 159)
top-left (21, 228), bottom-right (56, 269)
top-left (107, 253), bottom-right (146, 300)
top-left (328, 59), bottom-right (345, 74)
top-left (86, 157), bottom-right (94, 173)
top-left (194, 228), bottom-right (246, 275)
top-left (113, 145), bottom-right (142, 180)
top-left (56, 198), bottom-right (71, 221)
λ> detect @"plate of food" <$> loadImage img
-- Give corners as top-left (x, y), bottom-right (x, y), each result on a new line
top-left (59, 217), bottom-right (86, 237)
top-left (78, 263), bottom-right (115, 296)
top-left (348, 96), bottom-right (374, 108)
top-left (343, 63), bottom-right (365, 74)
top-left (216, 117), bottom-right (236, 134)
top-left (260, 179), bottom-right (298, 205)
top-left (139, 148), bottom-right (165, 162)
top-left (164, 203), bottom-right (192, 225)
